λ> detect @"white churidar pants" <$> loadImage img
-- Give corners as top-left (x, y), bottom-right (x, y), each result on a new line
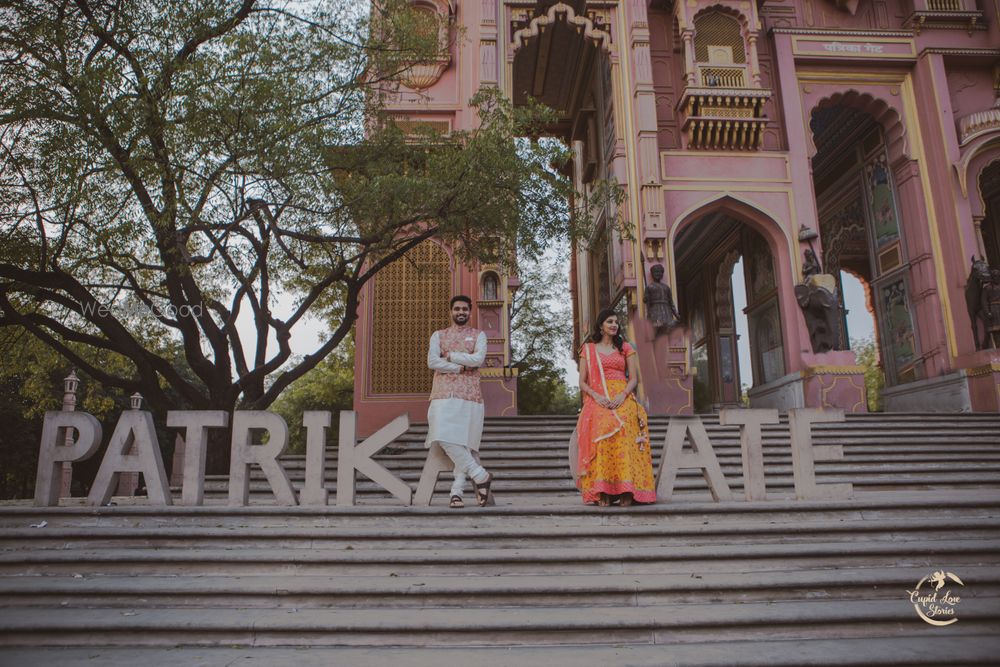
top-left (440, 443), bottom-right (488, 497)
top-left (426, 397), bottom-right (487, 498)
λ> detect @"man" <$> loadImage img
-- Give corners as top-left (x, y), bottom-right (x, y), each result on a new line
top-left (644, 263), bottom-right (680, 336)
top-left (426, 295), bottom-right (493, 508)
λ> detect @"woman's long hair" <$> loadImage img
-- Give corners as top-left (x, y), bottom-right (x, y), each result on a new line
top-left (588, 308), bottom-right (624, 353)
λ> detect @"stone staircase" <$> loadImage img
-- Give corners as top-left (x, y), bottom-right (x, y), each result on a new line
top-left (1, 413), bottom-right (1000, 665)
top-left (204, 413), bottom-right (1000, 500)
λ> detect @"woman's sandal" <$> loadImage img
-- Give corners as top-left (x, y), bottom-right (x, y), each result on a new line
top-left (474, 472), bottom-right (493, 507)
top-left (619, 493), bottom-right (634, 507)
top-left (597, 493), bottom-right (611, 507)
top-left (449, 495), bottom-right (464, 509)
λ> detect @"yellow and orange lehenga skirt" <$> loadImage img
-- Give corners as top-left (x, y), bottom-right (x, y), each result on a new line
top-left (575, 379), bottom-right (656, 504)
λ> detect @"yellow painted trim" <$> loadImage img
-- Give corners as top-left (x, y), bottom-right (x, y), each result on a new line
top-left (901, 73), bottom-right (958, 359)
top-left (817, 375), bottom-right (866, 412)
top-left (796, 70), bottom-right (907, 84)
top-left (483, 374), bottom-right (519, 415)
top-left (660, 151), bottom-right (793, 183)
top-left (664, 190), bottom-right (797, 290)
top-left (791, 35), bottom-right (916, 59)
top-left (965, 363), bottom-right (1000, 377)
top-left (924, 56), bottom-right (969, 266)
top-left (666, 377), bottom-right (693, 414)
top-left (660, 149), bottom-right (790, 159)
top-left (615, 5), bottom-right (647, 314)
top-left (801, 365), bottom-right (866, 376)
top-left (662, 185), bottom-right (794, 192)
top-left (503, 58), bottom-right (512, 99)
top-left (481, 367), bottom-right (519, 377)
top-left (792, 68), bottom-right (957, 356)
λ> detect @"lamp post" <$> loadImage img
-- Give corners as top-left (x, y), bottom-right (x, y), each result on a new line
top-left (58, 370), bottom-right (79, 498)
top-left (116, 393), bottom-right (144, 497)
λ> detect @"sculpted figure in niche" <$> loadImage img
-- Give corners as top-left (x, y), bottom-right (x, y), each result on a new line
top-left (482, 273), bottom-right (499, 301)
top-left (802, 248), bottom-right (822, 280)
top-left (644, 264), bottom-right (680, 337)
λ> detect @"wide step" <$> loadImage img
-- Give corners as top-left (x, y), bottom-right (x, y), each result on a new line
top-left (3, 413), bottom-right (1000, 663)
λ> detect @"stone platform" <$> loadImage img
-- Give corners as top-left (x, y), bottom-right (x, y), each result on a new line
top-left (1, 413), bottom-right (999, 665)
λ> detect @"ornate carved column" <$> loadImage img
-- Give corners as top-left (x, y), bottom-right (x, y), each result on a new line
top-left (682, 29), bottom-right (696, 87)
top-left (747, 34), bottom-right (762, 88)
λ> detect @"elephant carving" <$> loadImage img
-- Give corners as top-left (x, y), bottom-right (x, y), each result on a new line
top-left (795, 275), bottom-right (843, 354)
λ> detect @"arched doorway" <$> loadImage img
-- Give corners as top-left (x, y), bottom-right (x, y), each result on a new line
top-left (979, 160), bottom-right (1000, 269)
top-left (810, 104), bottom-right (920, 387)
top-left (674, 212), bottom-right (783, 412)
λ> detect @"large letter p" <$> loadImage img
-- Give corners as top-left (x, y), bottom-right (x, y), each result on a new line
top-left (35, 411), bottom-right (103, 506)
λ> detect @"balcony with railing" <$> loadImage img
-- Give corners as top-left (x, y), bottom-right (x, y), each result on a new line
top-left (678, 64), bottom-right (771, 151)
top-left (906, 0), bottom-right (985, 33)
top-left (697, 64), bottom-right (747, 89)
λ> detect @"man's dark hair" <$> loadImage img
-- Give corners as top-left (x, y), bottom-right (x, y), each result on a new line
top-left (450, 295), bottom-right (472, 308)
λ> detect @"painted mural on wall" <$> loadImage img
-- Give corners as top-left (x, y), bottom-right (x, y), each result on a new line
top-left (745, 233), bottom-right (775, 301)
top-left (881, 278), bottom-right (918, 384)
top-left (865, 153), bottom-right (901, 251)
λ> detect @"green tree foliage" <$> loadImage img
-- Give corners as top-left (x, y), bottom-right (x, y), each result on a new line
top-left (511, 248), bottom-right (580, 415)
top-left (0, 327), bottom-right (196, 497)
top-left (852, 336), bottom-right (884, 412)
top-left (270, 337), bottom-right (355, 454)
top-left (0, 0), bottom-right (604, 425)
top-left (0, 374), bottom-right (43, 499)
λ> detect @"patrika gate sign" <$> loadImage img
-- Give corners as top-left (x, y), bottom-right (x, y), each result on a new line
top-left (34, 408), bottom-right (854, 507)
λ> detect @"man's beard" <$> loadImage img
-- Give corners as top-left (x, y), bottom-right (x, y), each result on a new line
top-left (453, 314), bottom-right (468, 325)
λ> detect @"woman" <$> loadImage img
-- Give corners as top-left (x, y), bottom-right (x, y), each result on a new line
top-left (574, 308), bottom-right (656, 506)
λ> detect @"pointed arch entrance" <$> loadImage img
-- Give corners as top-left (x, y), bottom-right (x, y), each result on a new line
top-left (671, 197), bottom-right (794, 412)
top-left (809, 102), bottom-right (921, 387)
top-left (978, 159), bottom-right (1000, 270)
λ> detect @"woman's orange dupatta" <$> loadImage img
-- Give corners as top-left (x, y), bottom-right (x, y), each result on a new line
top-left (575, 342), bottom-right (626, 481)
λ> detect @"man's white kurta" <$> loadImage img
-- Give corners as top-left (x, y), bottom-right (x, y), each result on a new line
top-left (425, 329), bottom-right (487, 452)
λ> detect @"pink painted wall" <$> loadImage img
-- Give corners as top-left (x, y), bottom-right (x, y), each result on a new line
top-left (354, 0), bottom-right (1000, 417)
top-left (626, 0), bottom-right (999, 410)
top-left (353, 0), bottom-right (520, 434)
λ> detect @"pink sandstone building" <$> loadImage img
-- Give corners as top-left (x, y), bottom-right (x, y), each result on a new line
top-left (354, 0), bottom-right (1000, 432)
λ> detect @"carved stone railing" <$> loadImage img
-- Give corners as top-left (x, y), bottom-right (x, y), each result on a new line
top-left (697, 64), bottom-right (748, 89)
top-left (677, 87), bottom-right (772, 150)
top-left (926, 0), bottom-right (964, 10)
top-left (906, 0), bottom-right (985, 33)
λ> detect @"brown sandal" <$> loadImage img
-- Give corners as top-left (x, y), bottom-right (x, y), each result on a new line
top-left (597, 493), bottom-right (611, 507)
top-left (619, 493), bottom-right (634, 507)
top-left (449, 495), bottom-right (464, 509)
top-left (474, 472), bottom-right (493, 507)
